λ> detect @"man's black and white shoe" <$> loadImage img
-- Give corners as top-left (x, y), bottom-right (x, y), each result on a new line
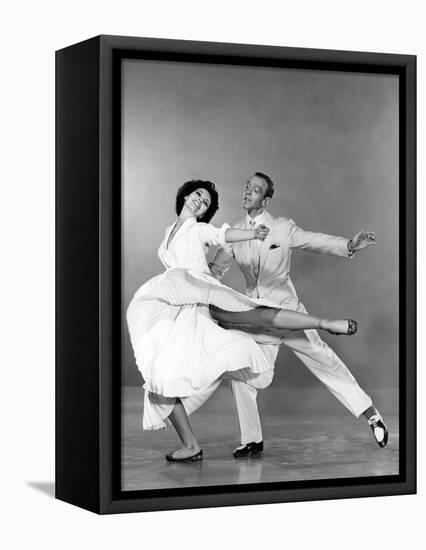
top-left (368, 414), bottom-right (389, 448)
top-left (233, 441), bottom-right (264, 458)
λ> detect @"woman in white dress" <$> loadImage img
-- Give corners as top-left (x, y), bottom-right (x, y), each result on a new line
top-left (127, 180), bottom-right (357, 462)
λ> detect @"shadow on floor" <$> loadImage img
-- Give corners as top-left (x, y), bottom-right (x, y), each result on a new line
top-left (27, 481), bottom-right (55, 498)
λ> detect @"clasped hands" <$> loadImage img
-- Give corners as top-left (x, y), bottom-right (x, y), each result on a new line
top-left (254, 224), bottom-right (270, 241)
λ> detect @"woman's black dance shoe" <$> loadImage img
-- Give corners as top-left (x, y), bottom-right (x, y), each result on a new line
top-left (165, 449), bottom-right (203, 462)
top-left (327, 319), bottom-right (358, 336)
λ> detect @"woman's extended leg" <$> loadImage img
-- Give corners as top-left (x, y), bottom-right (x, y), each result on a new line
top-left (167, 398), bottom-right (202, 460)
top-left (209, 305), bottom-right (355, 335)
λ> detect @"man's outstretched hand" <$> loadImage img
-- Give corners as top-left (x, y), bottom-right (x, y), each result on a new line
top-left (349, 230), bottom-right (376, 253)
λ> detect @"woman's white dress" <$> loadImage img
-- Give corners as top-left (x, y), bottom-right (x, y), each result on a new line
top-left (126, 217), bottom-right (278, 430)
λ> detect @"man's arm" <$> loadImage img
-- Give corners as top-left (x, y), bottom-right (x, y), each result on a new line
top-left (209, 245), bottom-right (235, 280)
top-left (288, 219), bottom-right (376, 258)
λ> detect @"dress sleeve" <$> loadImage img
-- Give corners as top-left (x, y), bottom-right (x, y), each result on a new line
top-left (198, 222), bottom-right (231, 248)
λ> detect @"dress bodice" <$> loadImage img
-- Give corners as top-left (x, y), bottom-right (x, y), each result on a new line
top-left (158, 218), bottom-right (229, 274)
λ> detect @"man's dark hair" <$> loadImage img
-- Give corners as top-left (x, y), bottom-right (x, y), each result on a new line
top-left (255, 172), bottom-right (274, 199)
top-left (175, 179), bottom-right (219, 223)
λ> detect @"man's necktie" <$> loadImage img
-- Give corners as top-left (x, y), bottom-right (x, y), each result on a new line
top-left (249, 219), bottom-right (260, 279)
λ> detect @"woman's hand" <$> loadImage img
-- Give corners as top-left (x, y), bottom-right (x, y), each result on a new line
top-left (254, 224), bottom-right (270, 241)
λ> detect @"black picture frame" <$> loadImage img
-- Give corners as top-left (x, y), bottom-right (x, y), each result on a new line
top-left (55, 34), bottom-right (416, 514)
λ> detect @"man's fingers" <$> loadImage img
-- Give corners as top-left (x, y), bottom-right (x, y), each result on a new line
top-left (355, 230), bottom-right (376, 243)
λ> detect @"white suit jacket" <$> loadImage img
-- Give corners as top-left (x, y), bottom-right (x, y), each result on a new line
top-left (210, 211), bottom-right (351, 309)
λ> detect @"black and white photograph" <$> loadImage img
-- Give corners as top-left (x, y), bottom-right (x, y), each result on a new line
top-left (4, 0), bottom-right (423, 545)
top-left (121, 57), bottom-right (399, 491)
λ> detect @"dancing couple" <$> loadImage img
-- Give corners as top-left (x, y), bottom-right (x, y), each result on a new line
top-left (126, 174), bottom-right (388, 462)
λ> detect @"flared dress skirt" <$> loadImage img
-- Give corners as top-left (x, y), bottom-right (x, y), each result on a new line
top-left (126, 267), bottom-right (281, 429)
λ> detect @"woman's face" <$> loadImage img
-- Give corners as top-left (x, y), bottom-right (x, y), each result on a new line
top-left (184, 188), bottom-right (211, 219)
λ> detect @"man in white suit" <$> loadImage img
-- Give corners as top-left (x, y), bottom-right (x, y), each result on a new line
top-left (209, 172), bottom-right (388, 457)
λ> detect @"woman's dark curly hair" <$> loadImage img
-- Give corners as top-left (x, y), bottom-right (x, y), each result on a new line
top-left (175, 180), bottom-right (219, 223)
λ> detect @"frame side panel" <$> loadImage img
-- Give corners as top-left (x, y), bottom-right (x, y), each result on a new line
top-left (55, 37), bottom-right (101, 513)
top-left (98, 38), bottom-right (118, 513)
top-left (403, 56), bottom-right (417, 492)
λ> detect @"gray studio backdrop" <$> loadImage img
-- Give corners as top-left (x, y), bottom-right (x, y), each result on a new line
top-left (121, 58), bottom-right (398, 413)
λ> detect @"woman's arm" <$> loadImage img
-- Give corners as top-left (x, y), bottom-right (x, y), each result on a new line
top-left (224, 225), bottom-right (269, 243)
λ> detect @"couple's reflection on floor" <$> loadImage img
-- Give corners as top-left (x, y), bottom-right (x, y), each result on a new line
top-left (164, 454), bottom-right (263, 486)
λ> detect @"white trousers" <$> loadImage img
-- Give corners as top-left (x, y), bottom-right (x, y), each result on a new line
top-left (232, 302), bottom-right (373, 444)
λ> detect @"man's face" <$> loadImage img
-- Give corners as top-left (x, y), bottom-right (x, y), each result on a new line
top-left (242, 175), bottom-right (269, 211)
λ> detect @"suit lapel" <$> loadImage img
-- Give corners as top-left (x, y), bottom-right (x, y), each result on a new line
top-left (259, 211), bottom-right (275, 275)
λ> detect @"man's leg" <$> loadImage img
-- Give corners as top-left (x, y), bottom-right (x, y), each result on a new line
top-left (281, 303), bottom-right (388, 446)
top-left (231, 380), bottom-right (263, 445)
top-left (231, 344), bottom-right (278, 456)
top-left (283, 328), bottom-right (372, 416)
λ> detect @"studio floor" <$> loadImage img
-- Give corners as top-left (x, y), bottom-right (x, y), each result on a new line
top-left (121, 386), bottom-right (399, 491)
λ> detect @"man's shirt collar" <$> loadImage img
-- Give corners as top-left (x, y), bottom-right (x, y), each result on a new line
top-left (246, 211), bottom-right (266, 226)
